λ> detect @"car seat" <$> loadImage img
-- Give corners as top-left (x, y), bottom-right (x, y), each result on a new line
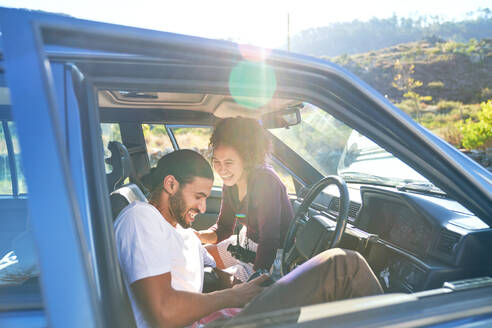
top-left (106, 141), bottom-right (148, 220)
top-left (105, 141), bottom-right (140, 327)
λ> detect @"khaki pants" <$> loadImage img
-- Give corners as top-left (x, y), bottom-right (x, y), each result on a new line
top-left (235, 248), bottom-right (383, 318)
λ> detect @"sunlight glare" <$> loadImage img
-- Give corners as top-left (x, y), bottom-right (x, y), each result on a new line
top-left (228, 60), bottom-right (277, 110)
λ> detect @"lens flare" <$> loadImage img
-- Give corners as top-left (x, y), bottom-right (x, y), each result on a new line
top-left (238, 44), bottom-right (272, 62)
top-left (228, 60), bottom-right (277, 110)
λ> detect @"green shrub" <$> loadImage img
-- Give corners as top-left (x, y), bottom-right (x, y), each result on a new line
top-left (430, 47), bottom-right (441, 55)
top-left (481, 88), bottom-right (492, 101)
top-left (457, 100), bottom-right (492, 149)
top-left (428, 81), bottom-right (444, 88)
top-left (436, 100), bottom-right (462, 113)
top-left (435, 125), bottom-right (463, 147)
top-left (395, 99), bottom-right (416, 114)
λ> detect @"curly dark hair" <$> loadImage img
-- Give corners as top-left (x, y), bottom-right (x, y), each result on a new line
top-left (210, 117), bottom-right (271, 171)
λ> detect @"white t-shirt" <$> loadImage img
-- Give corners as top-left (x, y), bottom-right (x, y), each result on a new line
top-left (114, 201), bottom-right (213, 328)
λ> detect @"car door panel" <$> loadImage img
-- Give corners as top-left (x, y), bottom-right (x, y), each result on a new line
top-left (0, 10), bottom-right (102, 326)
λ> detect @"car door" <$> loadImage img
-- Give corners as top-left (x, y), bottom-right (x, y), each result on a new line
top-left (2, 7), bottom-right (492, 328)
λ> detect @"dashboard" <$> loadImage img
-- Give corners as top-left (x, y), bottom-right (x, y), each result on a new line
top-left (365, 198), bottom-right (433, 256)
top-left (294, 184), bottom-right (492, 293)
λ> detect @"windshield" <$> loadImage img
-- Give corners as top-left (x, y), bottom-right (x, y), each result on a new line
top-left (270, 103), bottom-right (431, 187)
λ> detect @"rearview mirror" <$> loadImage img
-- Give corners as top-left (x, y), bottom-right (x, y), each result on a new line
top-left (260, 106), bottom-right (301, 129)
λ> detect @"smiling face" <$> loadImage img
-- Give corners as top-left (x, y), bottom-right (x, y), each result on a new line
top-left (212, 145), bottom-right (247, 187)
top-left (169, 176), bottom-right (213, 228)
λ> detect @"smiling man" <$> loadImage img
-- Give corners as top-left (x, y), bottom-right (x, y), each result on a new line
top-left (114, 150), bottom-right (265, 327)
top-left (114, 149), bottom-right (383, 328)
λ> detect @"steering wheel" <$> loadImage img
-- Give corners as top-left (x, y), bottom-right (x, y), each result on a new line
top-left (281, 175), bottom-right (349, 275)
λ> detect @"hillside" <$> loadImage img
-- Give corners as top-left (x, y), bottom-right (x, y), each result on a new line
top-left (329, 39), bottom-right (492, 104)
top-left (326, 38), bottom-right (492, 167)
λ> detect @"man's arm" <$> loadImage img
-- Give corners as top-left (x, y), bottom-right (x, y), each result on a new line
top-left (131, 272), bottom-right (268, 328)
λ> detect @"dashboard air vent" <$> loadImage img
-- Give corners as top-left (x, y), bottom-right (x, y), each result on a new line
top-left (329, 198), bottom-right (361, 219)
top-left (437, 230), bottom-right (460, 255)
top-left (349, 202), bottom-right (361, 218)
top-left (329, 197), bottom-right (340, 212)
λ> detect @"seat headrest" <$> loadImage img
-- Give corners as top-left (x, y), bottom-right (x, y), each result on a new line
top-left (106, 141), bottom-right (132, 192)
top-left (110, 184), bottom-right (147, 220)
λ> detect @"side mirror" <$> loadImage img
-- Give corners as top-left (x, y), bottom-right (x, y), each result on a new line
top-left (260, 106), bottom-right (301, 129)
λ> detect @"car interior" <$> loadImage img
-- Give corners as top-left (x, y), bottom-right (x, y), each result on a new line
top-left (99, 88), bottom-right (492, 302)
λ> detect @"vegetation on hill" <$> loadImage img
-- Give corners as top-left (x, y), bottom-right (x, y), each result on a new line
top-left (330, 38), bottom-right (492, 104)
top-left (327, 38), bottom-right (492, 152)
top-left (287, 10), bottom-right (492, 153)
top-left (291, 9), bottom-right (492, 57)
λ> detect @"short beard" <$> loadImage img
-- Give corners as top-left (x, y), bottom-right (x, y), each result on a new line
top-left (169, 189), bottom-right (190, 228)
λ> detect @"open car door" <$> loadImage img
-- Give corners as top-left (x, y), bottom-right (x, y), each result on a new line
top-left (1, 7), bottom-right (492, 328)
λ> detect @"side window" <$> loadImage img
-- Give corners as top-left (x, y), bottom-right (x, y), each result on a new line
top-left (271, 103), bottom-right (352, 175)
top-left (0, 121), bottom-right (27, 196)
top-left (0, 119), bottom-right (42, 310)
top-left (100, 123), bottom-right (122, 173)
top-left (0, 123), bottom-right (12, 194)
top-left (170, 126), bottom-right (213, 156)
top-left (142, 124), bottom-right (174, 167)
top-left (8, 122), bottom-right (27, 194)
top-left (169, 126), bottom-right (223, 186)
top-left (270, 160), bottom-right (296, 194)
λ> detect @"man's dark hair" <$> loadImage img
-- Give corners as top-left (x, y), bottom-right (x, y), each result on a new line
top-left (142, 149), bottom-right (214, 193)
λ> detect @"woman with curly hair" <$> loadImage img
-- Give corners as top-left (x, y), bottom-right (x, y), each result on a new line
top-left (196, 117), bottom-right (294, 282)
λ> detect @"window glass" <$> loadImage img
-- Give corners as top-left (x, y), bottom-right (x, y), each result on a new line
top-left (8, 122), bottom-right (27, 194)
top-left (171, 127), bottom-right (212, 156)
top-left (270, 160), bottom-right (296, 194)
top-left (271, 103), bottom-right (352, 176)
top-left (271, 103), bottom-right (431, 188)
top-left (100, 123), bottom-right (122, 173)
top-left (142, 124), bottom-right (174, 167)
top-left (0, 123), bottom-right (12, 195)
top-left (0, 120), bottom-right (42, 309)
top-left (170, 127), bottom-right (223, 186)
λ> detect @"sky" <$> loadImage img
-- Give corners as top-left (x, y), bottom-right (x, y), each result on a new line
top-left (1, 0), bottom-right (491, 48)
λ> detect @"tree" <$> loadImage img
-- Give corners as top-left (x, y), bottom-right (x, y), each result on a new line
top-left (458, 100), bottom-right (492, 150)
top-left (392, 60), bottom-right (432, 122)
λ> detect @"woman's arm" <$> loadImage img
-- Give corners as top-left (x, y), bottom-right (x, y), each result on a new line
top-left (250, 174), bottom-right (284, 271)
top-left (196, 229), bottom-right (218, 244)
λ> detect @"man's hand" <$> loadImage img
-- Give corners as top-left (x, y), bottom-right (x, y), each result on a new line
top-left (227, 274), bottom-right (269, 308)
top-left (214, 268), bottom-right (234, 289)
top-left (132, 272), bottom-right (266, 327)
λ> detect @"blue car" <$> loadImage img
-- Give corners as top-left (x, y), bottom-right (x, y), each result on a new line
top-left (0, 7), bottom-right (491, 328)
